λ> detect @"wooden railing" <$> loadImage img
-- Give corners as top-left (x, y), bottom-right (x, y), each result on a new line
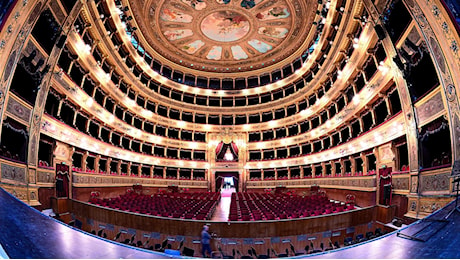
top-left (71, 199), bottom-right (377, 238)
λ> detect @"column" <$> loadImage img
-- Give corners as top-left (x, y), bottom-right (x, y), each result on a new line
top-left (67, 60), bottom-right (75, 75)
top-left (321, 162), bottom-right (326, 177)
top-left (56, 100), bottom-right (64, 119)
top-left (358, 118), bottom-right (364, 135)
top-left (339, 159), bottom-right (344, 177)
top-left (97, 124), bottom-right (102, 141)
top-left (127, 161), bottom-right (132, 176)
top-left (384, 96), bottom-right (392, 118)
top-left (117, 161), bottom-right (122, 175)
top-left (331, 160), bottom-right (336, 176)
top-left (90, 40), bottom-right (100, 55)
top-left (350, 156), bottom-right (356, 176)
top-left (82, 152), bottom-right (88, 172)
top-left (107, 157), bottom-right (112, 174)
top-left (369, 106), bottom-right (376, 128)
top-left (361, 152), bottom-right (368, 175)
top-left (71, 110), bottom-right (77, 127)
top-left (94, 155), bottom-right (100, 173)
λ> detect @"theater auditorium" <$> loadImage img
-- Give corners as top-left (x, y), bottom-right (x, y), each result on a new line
top-left (0, 0), bottom-right (459, 258)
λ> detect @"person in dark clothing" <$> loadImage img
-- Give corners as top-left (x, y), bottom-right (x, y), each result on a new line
top-left (201, 225), bottom-right (212, 257)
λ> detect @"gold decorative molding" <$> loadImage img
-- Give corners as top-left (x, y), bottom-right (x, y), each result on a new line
top-left (54, 141), bottom-right (73, 163)
top-left (419, 167), bottom-right (452, 195)
top-left (127, 0), bottom-right (317, 74)
top-left (5, 93), bottom-right (32, 126)
top-left (0, 184), bottom-right (28, 202)
top-left (392, 174), bottom-right (410, 193)
top-left (405, 0), bottom-right (460, 162)
top-left (378, 143), bottom-right (396, 166)
top-left (37, 168), bottom-right (55, 185)
top-left (0, 161), bottom-right (27, 184)
top-left (246, 175), bottom-right (377, 191)
top-left (0, 183), bottom-right (41, 206)
top-left (246, 113), bottom-right (405, 168)
top-left (246, 71), bottom-right (394, 148)
top-left (41, 115), bottom-right (207, 169)
top-left (72, 172), bottom-right (208, 188)
top-left (414, 87), bottom-right (445, 127)
top-left (406, 195), bottom-right (453, 219)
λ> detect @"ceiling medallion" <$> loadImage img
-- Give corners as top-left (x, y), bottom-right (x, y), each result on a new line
top-left (201, 11), bottom-right (250, 42)
top-left (137, 0), bottom-right (314, 73)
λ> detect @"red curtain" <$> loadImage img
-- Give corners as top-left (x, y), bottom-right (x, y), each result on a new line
top-left (215, 142), bottom-right (224, 156)
top-left (56, 163), bottom-right (69, 198)
top-left (216, 176), bottom-right (223, 191)
top-left (231, 142), bottom-right (238, 155)
top-left (216, 142), bottom-right (238, 162)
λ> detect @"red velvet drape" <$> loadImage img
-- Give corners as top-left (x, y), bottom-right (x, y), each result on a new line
top-left (215, 142), bottom-right (224, 156)
top-left (231, 142), bottom-right (238, 155)
top-left (216, 142), bottom-right (238, 162)
top-left (56, 164), bottom-right (69, 198)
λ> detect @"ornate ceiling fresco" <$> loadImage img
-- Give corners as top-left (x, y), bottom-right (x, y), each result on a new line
top-left (129, 0), bottom-right (318, 75)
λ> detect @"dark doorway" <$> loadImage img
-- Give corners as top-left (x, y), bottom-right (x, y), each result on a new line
top-left (215, 171), bottom-right (239, 192)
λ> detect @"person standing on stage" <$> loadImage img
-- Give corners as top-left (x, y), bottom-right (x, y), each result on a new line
top-left (201, 225), bottom-right (212, 257)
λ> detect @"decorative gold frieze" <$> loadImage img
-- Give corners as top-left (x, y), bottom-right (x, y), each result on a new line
top-left (415, 90), bottom-right (445, 126)
top-left (392, 175), bottom-right (410, 192)
top-left (419, 170), bottom-right (451, 194)
top-left (72, 172), bottom-right (208, 188)
top-left (37, 169), bottom-right (55, 184)
top-left (6, 94), bottom-right (32, 124)
top-left (1, 184), bottom-right (28, 201)
top-left (1, 162), bottom-right (27, 183)
top-left (246, 176), bottom-right (377, 191)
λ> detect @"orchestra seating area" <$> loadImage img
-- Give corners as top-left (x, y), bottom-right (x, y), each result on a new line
top-left (228, 192), bottom-right (355, 221)
top-left (89, 191), bottom-right (220, 220)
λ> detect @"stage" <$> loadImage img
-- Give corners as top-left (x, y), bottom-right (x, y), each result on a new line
top-left (0, 188), bottom-right (172, 259)
top-left (302, 199), bottom-right (460, 259)
top-left (1, 187), bottom-right (460, 258)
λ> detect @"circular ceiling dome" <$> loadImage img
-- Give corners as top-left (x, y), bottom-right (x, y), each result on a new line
top-left (200, 11), bottom-right (250, 42)
top-left (129, 0), bottom-right (318, 74)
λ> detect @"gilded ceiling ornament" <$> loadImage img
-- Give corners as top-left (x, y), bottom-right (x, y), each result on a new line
top-left (130, 0), bottom-right (315, 73)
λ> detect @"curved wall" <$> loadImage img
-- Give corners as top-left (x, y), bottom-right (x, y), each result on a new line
top-left (0, 0), bottom-right (458, 220)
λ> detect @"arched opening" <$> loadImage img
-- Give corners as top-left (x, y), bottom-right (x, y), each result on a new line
top-left (215, 171), bottom-right (239, 193)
